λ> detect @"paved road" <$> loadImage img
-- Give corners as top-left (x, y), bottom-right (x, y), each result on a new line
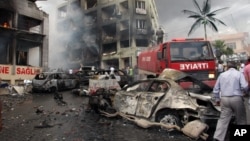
top-left (0, 91), bottom-right (198, 141)
top-left (1, 90), bottom-right (249, 141)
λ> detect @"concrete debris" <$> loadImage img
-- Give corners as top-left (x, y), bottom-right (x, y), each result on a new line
top-left (35, 106), bottom-right (44, 114)
top-left (34, 120), bottom-right (53, 128)
top-left (0, 88), bottom-right (10, 95)
top-left (0, 93), bottom-right (32, 112)
top-left (0, 84), bottom-right (32, 96)
top-left (100, 110), bottom-right (209, 140)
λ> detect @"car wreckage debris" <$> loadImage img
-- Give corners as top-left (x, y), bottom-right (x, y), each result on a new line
top-left (34, 120), bottom-right (63, 129)
top-left (54, 92), bottom-right (67, 105)
top-left (99, 110), bottom-right (209, 140)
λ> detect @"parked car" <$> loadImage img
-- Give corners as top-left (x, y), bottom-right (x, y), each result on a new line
top-left (74, 70), bottom-right (96, 86)
top-left (88, 69), bottom-right (220, 128)
top-left (32, 72), bottom-right (80, 93)
top-left (75, 69), bottom-right (129, 88)
top-left (94, 69), bottom-right (129, 88)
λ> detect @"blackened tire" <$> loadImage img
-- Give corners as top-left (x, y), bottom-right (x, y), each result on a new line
top-left (156, 110), bottom-right (183, 130)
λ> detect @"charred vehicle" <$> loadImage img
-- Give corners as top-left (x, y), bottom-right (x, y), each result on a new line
top-left (74, 69), bottom-right (129, 88)
top-left (32, 72), bottom-right (80, 93)
top-left (94, 69), bottom-right (129, 88)
top-left (89, 69), bottom-right (220, 130)
top-left (74, 70), bottom-right (96, 86)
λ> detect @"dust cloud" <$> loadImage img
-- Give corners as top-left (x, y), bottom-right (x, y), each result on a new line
top-left (36, 0), bottom-right (99, 71)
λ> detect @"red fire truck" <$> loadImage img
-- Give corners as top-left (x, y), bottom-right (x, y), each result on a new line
top-left (138, 38), bottom-right (216, 88)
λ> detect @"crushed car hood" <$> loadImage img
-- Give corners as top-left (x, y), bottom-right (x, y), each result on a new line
top-left (158, 68), bottom-right (213, 92)
top-left (158, 68), bottom-right (187, 81)
top-left (158, 68), bottom-right (220, 111)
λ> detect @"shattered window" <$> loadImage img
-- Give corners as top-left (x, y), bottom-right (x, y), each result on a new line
top-left (127, 81), bottom-right (151, 92)
top-left (16, 51), bottom-right (28, 65)
top-left (149, 82), bottom-right (160, 92)
top-left (34, 73), bottom-right (47, 80)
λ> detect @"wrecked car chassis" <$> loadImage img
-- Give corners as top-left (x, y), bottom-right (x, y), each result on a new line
top-left (86, 69), bottom-right (220, 140)
top-left (89, 89), bottom-right (219, 124)
top-left (88, 88), bottom-right (218, 140)
top-left (88, 92), bottom-right (211, 140)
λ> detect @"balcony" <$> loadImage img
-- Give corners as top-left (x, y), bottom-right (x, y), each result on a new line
top-left (135, 8), bottom-right (147, 15)
top-left (136, 29), bottom-right (147, 35)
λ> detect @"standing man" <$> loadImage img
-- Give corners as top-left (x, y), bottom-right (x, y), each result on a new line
top-left (217, 60), bottom-right (224, 78)
top-left (213, 62), bottom-right (248, 141)
top-left (243, 57), bottom-right (250, 110)
top-left (239, 61), bottom-right (245, 73)
top-left (156, 27), bottom-right (164, 44)
top-left (109, 66), bottom-right (115, 79)
top-left (128, 66), bottom-right (134, 83)
top-left (244, 57), bottom-right (250, 82)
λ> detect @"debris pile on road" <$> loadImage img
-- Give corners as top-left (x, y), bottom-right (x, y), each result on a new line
top-left (0, 93), bottom-right (32, 112)
top-left (100, 111), bottom-right (209, 140)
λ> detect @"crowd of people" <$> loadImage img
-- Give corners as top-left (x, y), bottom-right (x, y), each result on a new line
top-left (216, 60), bottom-right (246, 77)
top-left (213, 58), bottom-right (250, 141)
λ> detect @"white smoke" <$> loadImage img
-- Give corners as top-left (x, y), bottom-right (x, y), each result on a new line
top-left (36, 0), bottom-right (99, 71)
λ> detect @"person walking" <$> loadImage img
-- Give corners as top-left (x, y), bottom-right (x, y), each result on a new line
top-left (243, 57), bottom-right (250, 110)
top-left (213, 62), bottom-right (248, 141)
top-left (217, 60), bottom-right (224, 78)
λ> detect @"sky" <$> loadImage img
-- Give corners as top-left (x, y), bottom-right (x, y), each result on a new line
top-left (35, 0), bottom-right (250, 68)
top-left (155, 0), bottom-right (250, 41)
top-left (36, 0), bottom-right (250, 41)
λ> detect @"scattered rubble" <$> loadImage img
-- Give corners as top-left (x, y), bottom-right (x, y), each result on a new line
top-left (100, 110), bottom-right (209, 140)
top-left (0, 93), bottom-right (32, 112)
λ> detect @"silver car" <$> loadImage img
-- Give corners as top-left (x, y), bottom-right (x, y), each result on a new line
top-left (32, 72), bottom-right (79, 93)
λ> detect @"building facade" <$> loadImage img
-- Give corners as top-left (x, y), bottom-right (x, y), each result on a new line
top-left (57, 0), bottom-right (159, 70)
top-left (0, 0), bottom-right (48, 84)
top-left (210, 32), bottom-right (249, 62)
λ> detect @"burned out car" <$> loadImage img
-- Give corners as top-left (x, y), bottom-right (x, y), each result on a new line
top-left (75, 70), bottom-right (96, 86)
top-left (114, 80), bottom-right (219, 127)
top-left (75, 69), bottom-right (129, 88)
top-left (94, 69), bottom-right (129, 88)
top-left (32, 72), bottom-right (80, 93)
top-left (90, 69), bottom-right (220, 129)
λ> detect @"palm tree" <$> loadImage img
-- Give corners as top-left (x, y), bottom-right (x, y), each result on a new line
top-left (212, 40), bottom-right (234, 60)
top-left (182, 0), bottom-right (228, 39)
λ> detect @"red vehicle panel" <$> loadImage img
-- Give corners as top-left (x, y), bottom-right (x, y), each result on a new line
top-left (138, 38), bottom-right (216, 88)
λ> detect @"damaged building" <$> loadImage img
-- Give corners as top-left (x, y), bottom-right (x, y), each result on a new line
top-left (0, 0), bottom-right (49, 85)
top-left (57, 0), bottom-right (159, 70)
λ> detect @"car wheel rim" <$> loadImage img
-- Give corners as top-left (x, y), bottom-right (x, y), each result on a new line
top-left (160, 115), bottom-right (178, 126)
top-left (159, 114), bottom-right (179, 131)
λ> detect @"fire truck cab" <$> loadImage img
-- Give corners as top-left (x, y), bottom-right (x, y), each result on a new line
top-left (138, 38), bottom-right (216, 88)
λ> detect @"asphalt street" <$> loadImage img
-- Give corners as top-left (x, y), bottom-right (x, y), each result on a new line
top-left (0, 91), bottom-right (195, 141)
top-left (0, 90), bottom-right (249, 141)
